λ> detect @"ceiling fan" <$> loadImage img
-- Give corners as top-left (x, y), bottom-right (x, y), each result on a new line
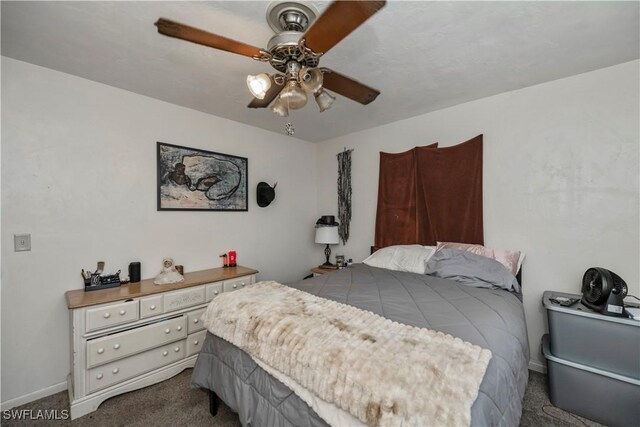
top-left (154, 0), bottom-right (386, 118)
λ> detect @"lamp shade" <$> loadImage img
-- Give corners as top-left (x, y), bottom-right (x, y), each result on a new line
top-left (315, 226), bottom-right (339, 244)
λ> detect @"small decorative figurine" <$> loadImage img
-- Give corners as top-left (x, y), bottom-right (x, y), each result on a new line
top-left (154, 257), bottom-right (185, 285)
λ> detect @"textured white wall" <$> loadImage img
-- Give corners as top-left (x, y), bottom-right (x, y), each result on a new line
top-left (315, 60), bottom-right (640, 369)
top-left (2, 56), bottom-right (638, 406)
top-left (1, 57), bottom-right (318, 404)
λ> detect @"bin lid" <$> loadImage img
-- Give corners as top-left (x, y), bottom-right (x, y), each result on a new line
top-left (542, 291), bottom-right (639, 327)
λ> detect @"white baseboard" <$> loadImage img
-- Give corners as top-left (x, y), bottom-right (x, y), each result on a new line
top-left (1, 381), bottom-right (68, 411)
top-left (529, 359), bottom-right (547, 374)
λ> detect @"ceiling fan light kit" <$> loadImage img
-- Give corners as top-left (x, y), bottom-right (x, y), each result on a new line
top-left (155, 0), bottom-right (386, 133)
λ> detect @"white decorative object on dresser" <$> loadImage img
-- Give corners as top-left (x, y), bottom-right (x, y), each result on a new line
top-left (65, 266), bottom-right (257, 420)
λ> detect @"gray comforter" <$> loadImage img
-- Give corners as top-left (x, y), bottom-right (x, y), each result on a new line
top-left (192, 264), bottom-right (529, 426)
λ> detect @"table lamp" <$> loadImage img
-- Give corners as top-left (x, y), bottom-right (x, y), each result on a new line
top-left (315, 225), bottom-right (340, 268)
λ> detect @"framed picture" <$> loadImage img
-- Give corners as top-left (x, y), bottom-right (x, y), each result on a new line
top-left (157, 142), bottom-right (248, 211)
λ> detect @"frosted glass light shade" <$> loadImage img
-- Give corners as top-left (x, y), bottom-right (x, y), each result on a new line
top-left (299, 68), bottom-right (323, 94)
top-left (246, 73), bottom-right (271, 99)
top-left (271, 96), bottom-right (289, 117)
top-left (315, 89), bottom-right (335, 112)
top-left (315, 226), bottom-right (339, 244)
top-left (280, 81), bottom-right (308, 109)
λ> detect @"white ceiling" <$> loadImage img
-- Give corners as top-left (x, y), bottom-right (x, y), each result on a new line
top-left (2, 1), bottom-right (638, 142)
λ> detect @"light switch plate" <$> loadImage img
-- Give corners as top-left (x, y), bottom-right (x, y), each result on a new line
top-left (14, 234), bottom-right (31, 252)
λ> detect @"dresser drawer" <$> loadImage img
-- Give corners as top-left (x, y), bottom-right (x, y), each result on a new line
top-left (86, 316), bottom-right (187, 368)
top-left (87, 340), bottom-right (186, 393)
top-left (187, 308), bottom-right (206, 334)
top-left (205, 283), bottom-right (223, 302)
top-left (140, 295), bottom-right (163, 319)
top-left (186, 330), bottom-right (208, 357)
top-left (163, 286), bottom-right (205, 313)
top-left (86, 301), bottom-right (139, 332)
top-left (223, 276), bottom-right (252, 293)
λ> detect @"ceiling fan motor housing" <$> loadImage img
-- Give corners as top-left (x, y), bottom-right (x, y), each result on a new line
top-left (266, 1), bottom-right (318, 33)
top-left (267, 32), bottom-right (320, 73)
top-left (265, 1), bottom-right (321, 73)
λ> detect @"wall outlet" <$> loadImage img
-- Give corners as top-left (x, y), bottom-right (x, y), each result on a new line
top-left (14, 234), bottom-right (31, 252)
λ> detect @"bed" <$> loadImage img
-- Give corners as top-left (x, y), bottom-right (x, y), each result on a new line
top-left (191, 259), bottom-right (529, 426)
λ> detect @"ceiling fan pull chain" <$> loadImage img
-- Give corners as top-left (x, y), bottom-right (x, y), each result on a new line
top-left (285, 96), bottom-right (295, 136)
top-left (285, 123), bottom-right (295, 136)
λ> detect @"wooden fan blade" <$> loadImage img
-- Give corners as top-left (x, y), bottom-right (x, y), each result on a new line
top-left (322, 69), bottom-right (380, 105)
top-left (302, 1), bottom-right (386, 54)
top-left (248, 78), bottom-right (284, 108)
top-left (155, 18), bottom-right (265, 59)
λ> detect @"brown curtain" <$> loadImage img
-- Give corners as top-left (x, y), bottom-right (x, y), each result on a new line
top-left (375, 135), bottom-right (483, 247)
top-left (374, 144), bottom-right (437, 248)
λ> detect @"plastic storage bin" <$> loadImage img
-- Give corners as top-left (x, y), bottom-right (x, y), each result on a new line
top-left (542, 291), bottom-right (640, 379)
top-left (542, 335), bottom-right (640, 427)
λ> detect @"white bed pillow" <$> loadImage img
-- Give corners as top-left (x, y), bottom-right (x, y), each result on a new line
top-left (363, 245), bottom-right (436, 274)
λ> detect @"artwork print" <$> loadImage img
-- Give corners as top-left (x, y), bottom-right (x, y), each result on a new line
top-left (157, 142), bottom-right (248, 211)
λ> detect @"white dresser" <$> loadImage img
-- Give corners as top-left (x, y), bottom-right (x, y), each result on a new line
top-left (65, 266), bottom-right (257, 419)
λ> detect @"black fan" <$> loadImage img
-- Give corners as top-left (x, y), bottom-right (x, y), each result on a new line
top-left (581, 267), bottom-right (628, 317)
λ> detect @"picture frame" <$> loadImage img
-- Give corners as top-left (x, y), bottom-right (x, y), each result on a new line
top-left (157, 142), bottom-right (248, 211)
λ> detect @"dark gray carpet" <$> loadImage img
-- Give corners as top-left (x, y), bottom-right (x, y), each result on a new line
top-left (3, 370), bottom-right (602, 426)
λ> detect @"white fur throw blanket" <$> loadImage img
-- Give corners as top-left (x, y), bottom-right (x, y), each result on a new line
top-left (202, 281), bottom-right (492, 426)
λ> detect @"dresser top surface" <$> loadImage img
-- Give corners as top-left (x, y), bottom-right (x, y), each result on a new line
top-left (65, 266), bottom-right (258, 309)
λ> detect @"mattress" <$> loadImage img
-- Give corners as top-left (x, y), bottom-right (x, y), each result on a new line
top-left (192, 263), bottom-right (529, 426)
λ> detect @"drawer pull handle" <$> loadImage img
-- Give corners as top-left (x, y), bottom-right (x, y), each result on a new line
top-left (174, 347), bottom-right (180, 352)
top-left (194, 340), bottom-right (199, 345)
top-left (150, 305), bottom-right (156, 310)
top-left (163, 351), bottom-right (168, 356)
top-left (165, 328), bottom-right (171, 334)
top-left (113, 344), bottom-right (120, 350)
top-left (103, 313), bottom-right (111, 319)
top-left (119, 310), bottom-right (126, 316)
top-left (112, 368), bottom-right (119, 374)
top-left (97, 348), bottom-right (105, 354)
top-left (176, 326), bottom-right (182, 331)
top-left (193, 319), bottom-right (199, 324)
top-left (214, 290), bottom-right (218, 295)
top-left (96, 373), bottom-right (103, 380)
top-left (233, 284), bottom-right (237, 288)
top-left (241, 282), bottom-right (246, 286)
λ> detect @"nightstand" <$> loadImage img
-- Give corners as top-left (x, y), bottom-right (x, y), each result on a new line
top-left (311, 267), bottom-right (335, 277)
